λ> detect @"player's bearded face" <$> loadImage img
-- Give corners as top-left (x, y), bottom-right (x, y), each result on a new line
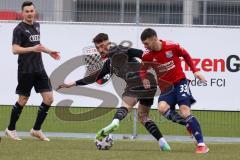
top-left (95, 40), bottom-right (110, 58)
top-left (143, 37), bottom-right (158, 51)
top-left (22, 5), bottom-right (36, 23)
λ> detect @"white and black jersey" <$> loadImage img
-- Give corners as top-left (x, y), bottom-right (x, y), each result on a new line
top-left (76, 45), bottom-right (157, 103)
top-left (12, 21), bottom-right (44, 73)
top-left (108, 45), bottom-right (143, 81)
top-left (76, 45), bottom-right (144, 85)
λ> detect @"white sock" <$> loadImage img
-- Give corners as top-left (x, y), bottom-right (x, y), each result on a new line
top-left (103, 119), bottom-right (120, 131)
top-left (111, 119), bottom-right (120, 125)
top-left (159, 137), bottom-right (167, 146)
top-left (198, 143), bottom-right (205, 147)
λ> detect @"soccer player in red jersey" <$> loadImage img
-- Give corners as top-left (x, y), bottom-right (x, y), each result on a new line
top-left (140, 28), bottom-right (209, 154)
top-left (58, 33), bottom-right (171, 151)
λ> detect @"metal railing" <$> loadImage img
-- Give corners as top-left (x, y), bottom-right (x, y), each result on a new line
top-left (0, 0), bottom-right (240, 26)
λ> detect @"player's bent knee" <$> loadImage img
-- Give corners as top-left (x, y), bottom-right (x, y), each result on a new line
top-left (179, 105), bottom-right (191, 118)
top-left (138, 113), bottom-right (149, 124)
top-left (121, 100), bottom-right (136, 112)
top-left (158, 102), bottom-right (170, 114)
top-left (18, 96), bottom-right (29, 106)
top-left (43, 97), bottom-right (54, 105)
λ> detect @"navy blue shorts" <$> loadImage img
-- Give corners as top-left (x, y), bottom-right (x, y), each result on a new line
top-left (158, 79), bottom-right (196, 108)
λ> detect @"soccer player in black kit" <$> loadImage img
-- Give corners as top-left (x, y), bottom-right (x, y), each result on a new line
top-left (58, 33), bottom-right (171, 151)
top-left (5, 1), bottom-right (60, 141)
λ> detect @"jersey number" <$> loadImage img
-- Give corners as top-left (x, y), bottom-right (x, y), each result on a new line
top-left (180, 84), bottom-right (189, 93)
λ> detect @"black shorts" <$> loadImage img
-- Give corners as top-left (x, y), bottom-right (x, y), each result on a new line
top-left (122, 87), bottom-right (156, 107)
top-left (16, 70), bottom-right (52, 97)
top-left (122, 73), bottom-right (157, 107)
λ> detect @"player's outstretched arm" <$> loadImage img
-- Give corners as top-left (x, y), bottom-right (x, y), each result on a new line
top-left (12, 44), bottom-right (43, 54)
top-left (48, 51), bottom-right (61, 60)
top-left (140, 61), bottom-right (152, 89)
top-left (57, 74), bottom-right (96, 91)
top-left (12, 44), bottom-right (60, 60)
top-left (194, 71), bottom-right (207, 82)
top-left (57, 59), bottom-right (111, 90)
top-left (178, 45), bottom-right (207, 82)
top-left (39, 44), bottom-right (61, 60)
top-left (57, 81), bottom-right (76, 90)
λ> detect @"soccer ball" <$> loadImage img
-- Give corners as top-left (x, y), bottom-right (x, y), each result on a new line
top-left (95, 134), bottom-right (113, 150)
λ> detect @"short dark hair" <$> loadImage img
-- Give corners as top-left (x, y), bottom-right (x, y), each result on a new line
top-left (21, 1), bottom-right (34, 11)
top-left (140, 28), bottom-right (157, 41)
top-left (93, 33), bottom-right (109, 44)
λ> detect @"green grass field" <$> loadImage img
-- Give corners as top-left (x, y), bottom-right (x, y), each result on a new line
top-left (0, 106), bottom-right (239, 137)
top-left (1, 106), bottom-right (240, 160)
top-left (0, 138), bottom-right (240, 160)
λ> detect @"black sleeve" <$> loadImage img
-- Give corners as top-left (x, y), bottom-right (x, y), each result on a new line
top-left (12, 27), bottom-right (22, 45)
top-left (36, 23), bottom-right (41, 43)
top-left (76, 59), bottom-right (111, 86)
top-left (127, 48), bottom-right (143, 59)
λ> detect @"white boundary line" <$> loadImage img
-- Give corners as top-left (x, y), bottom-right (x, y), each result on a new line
top-left (1, 132), bottom-right (240, 143)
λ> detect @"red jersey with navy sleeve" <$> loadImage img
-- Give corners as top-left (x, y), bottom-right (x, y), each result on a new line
top-left (141, 40), bottom-right (197, 91)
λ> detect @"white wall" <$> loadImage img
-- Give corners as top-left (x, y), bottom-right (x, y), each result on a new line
top-left (0, 22), bottom-right (239, 111)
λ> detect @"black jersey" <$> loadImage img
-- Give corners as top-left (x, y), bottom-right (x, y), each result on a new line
top-left (108, 45), bottom-right (143, 80)
top-left (76, 45), bottom-right (144, 85)
top-left (12, 21), bottom-right (44, 73)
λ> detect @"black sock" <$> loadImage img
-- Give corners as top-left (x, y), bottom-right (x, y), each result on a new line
top-left (33, 103), bottom-right (50, 130)
top-left (163, 108), bottom-right (186, 125)
top-left (144, 120), bottom-right (163, 141)
top-left (113, 106), bottom-right (128, 121)
top-left (8, 102), bottom-right (23, 130)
